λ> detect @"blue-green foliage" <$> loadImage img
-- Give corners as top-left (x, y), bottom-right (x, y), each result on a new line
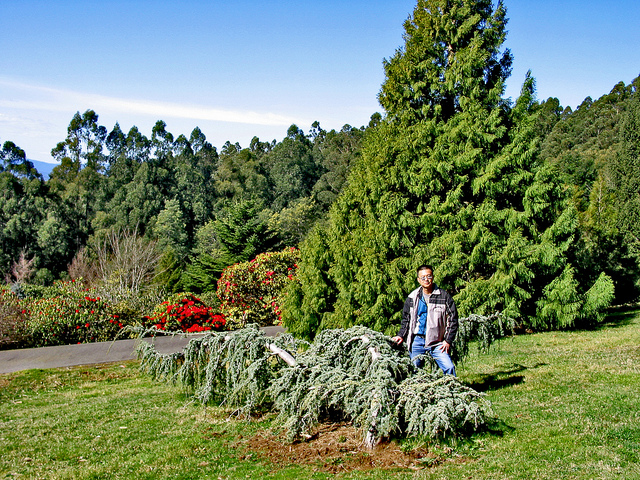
top-left (138, 319), bottom-right (504, 444)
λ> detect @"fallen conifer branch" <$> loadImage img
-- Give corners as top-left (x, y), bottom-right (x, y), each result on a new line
top-left (137, 315), bottom-right (509, 446)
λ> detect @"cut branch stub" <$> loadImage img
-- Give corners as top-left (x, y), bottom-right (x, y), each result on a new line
top-left (345, 335), bottom-right (371, 347)
top-left (363, 392), bottom-right (382, 449)
top-left (268, 343), bottom-right (296, 367)
top-left (368, 346), bottom-right (382, 362)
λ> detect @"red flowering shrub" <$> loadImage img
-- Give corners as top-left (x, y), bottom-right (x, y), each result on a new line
top-left (145, 293), bottom-right (226, 333)
top-left (20, 280), bottom-right (129, 347)
top-left (217, 247), bottom-right (300, 329)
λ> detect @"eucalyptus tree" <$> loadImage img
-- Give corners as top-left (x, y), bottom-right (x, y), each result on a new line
top-left (170, 128), bottom-right (218, 237)
top-left (0, 141), bottom-right (41, 180)
top-left (0, 155), bottom-right (52, 282)
top-left (214, 142), bottom-right (270, 208)
top-left (96, 124), bottom-right (150, 228)
top-left (50, 110), bottom-right (108, 174)
top-left (262, 124), bottom-right (319, 211)
top-left (0, 140), bottom-right (72, 283)
top-left (150, 120), bottom-right (175, 165)
top-left (311, 123), bottom-right (365, 209)
top-left (48, 110), bottom-right (108, 260)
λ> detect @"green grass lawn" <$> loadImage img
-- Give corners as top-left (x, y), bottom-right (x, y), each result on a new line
top-left (1, 311), bottom-right (639, 479)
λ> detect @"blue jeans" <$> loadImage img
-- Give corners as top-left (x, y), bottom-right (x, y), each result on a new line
top-left (410, 335), bottom-right (456, 376)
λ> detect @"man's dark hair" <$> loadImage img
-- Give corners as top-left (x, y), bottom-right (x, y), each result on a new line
top-left (416, 265), bottom-right (434, 275)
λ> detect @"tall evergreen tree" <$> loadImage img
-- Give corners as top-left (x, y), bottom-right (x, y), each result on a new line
top-left (283, 0), bottom-right (612, 338)
top-left (1, 141), bottom-right (42, 180)
top-left (311, 122), bottom-right (365, 209)
top-left (181, 200), bottom-right (275, 292)
top-left (154, 198), bottom-right (189, 260)
top-left (169, 128), bottom-right (218, 241)
top-left (214, 144), bottom-right (269, 208)
top-left (614, 94), bottom-right (640, 252)
top-left (48, 110), bottom-right (108, 259)
top-left (539, 77), bottom-right (640, 303)
top-left (262, 124), bottom-right (319, 211)
top-left (0, 166), bottom-right (53, 282)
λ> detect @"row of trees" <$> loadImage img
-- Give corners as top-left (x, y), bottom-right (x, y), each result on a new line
top-left (2, 0), bottom-right (639, 336)
top-left (1, 113), bottom-right (368, 292)
top-left (540, 81), bottom-right (640, 302)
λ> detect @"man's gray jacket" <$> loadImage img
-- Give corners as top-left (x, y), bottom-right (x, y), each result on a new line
top-left (397, 284), bottom-right (459, 351)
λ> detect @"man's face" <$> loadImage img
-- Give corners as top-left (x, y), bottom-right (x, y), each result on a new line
top-left (417, 269), bottom-right (434, 289)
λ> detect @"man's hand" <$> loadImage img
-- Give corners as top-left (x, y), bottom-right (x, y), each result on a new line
top-left (391, 336), bottom-right (403, 345)
top-left (438, 341), bottom-right (451, 353)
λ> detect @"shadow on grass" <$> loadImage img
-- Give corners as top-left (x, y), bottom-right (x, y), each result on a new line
top-left (598, 308), bottom-right (639, 329)
top-left (567, 308), bottom-right (640, 334)
top-left (438, 419), bottom-right (515, 451)
top-left (465, 362), bottom-right (546, 392)
top-left (483, 419), bottom-right (515, 437)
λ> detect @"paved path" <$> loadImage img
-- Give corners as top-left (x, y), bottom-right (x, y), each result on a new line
top-left (0, 326), bottom-right (285, 374)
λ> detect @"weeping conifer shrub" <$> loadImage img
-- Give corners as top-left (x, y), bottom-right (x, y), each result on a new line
top-left (268, 325), bottom-right (494, 447)
top-left (137, 324), bottom-right (303, 415)
top-left (137, 313), bottom-right (507, 447)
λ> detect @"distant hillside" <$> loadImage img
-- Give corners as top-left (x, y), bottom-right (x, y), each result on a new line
top-left (30, 159), bottom-right (57, 179)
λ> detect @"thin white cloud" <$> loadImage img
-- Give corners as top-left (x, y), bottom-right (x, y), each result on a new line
top-left (0, 78), bottom-right (299, 127)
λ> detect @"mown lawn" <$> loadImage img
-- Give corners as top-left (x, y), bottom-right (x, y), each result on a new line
top-left (1, 311), bottom-right (639, 479)
top-left (438, 309), bottom-right (640, 480)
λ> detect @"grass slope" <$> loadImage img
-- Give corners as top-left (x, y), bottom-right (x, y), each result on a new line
top-left (1, 311), bottom-right (639, 479)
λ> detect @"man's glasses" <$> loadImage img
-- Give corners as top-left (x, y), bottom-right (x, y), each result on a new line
top-left (418, 275), bottom-right (433, 281)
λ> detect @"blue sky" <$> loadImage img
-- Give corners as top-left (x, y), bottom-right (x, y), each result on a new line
top-left (1, 0), bottom-right (639, 163)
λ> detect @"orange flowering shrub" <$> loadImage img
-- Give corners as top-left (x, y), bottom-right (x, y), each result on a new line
top-left (217, 248), bottom-right (300, 329)
top-left (145, 293), bottom-right (226, 333)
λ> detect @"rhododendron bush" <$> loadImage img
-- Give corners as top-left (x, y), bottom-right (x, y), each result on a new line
top-left (145, 293), bottom-right (226, 333)
top-left (9, 280), bottom-right (130, 347)
top-left (217, 248), bottom-right (299, 329)
top-left (2, 248), bottom-right (296, 347)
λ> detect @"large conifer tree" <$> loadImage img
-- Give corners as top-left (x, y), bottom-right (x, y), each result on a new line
top-left (283, 0), bottom-right (613, 338)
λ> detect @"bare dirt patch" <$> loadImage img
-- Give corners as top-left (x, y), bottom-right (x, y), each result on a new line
top-left (238, 422), bottom-right (460, 474)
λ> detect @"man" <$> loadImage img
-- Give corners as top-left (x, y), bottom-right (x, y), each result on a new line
top-left (392, 265), bottom-right (458, 375)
